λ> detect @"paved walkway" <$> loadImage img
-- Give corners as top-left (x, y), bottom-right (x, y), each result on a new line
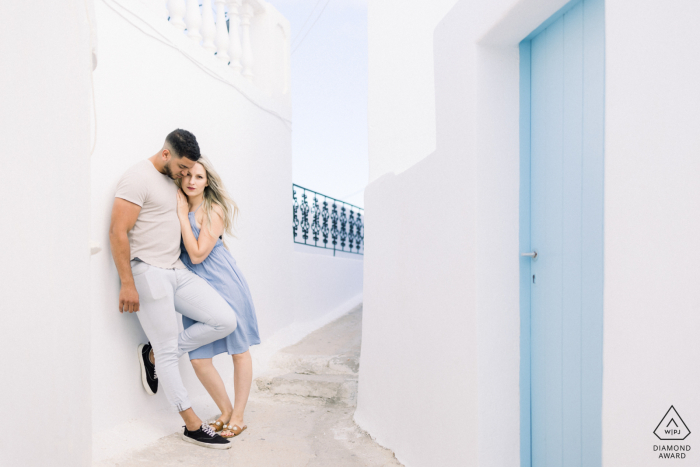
top-left (95, 306), bottom-right (402, 467)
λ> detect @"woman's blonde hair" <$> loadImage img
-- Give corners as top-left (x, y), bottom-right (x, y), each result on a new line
top-left (177, 155), bottom-right (238, 248)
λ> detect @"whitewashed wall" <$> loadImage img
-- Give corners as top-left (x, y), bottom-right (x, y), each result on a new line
top-left (367, 0), bottom-right (458, 182)
top-left (603, 1), bottom-right (700, 465)
top-left (293, 247), bottom-right (363, 324)
top-left (90, 0), bottom-right (362, 461)
top-left (359, 0), bottom-right (700, 466)
top-left (358, 1), bottom-right (532, 463)
top-left (0, 2), bottom-right (94, 466)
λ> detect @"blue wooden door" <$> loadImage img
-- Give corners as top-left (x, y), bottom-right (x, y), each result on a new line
top-left (520, 0), bottom-right (604, 466)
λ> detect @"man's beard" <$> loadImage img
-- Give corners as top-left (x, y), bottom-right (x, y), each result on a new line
top-left (163, 162), bottom-right (177, 180)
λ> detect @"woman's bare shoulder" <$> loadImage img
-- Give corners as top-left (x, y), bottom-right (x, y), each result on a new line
top-left (211, 203), bottom-right (225, 220)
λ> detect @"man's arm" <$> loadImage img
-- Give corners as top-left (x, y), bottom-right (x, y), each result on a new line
top-left (109, 198), bottom-right (141, 313)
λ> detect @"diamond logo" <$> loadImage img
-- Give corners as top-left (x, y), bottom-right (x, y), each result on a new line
top-left (654, 406), bottom-right (691, 440)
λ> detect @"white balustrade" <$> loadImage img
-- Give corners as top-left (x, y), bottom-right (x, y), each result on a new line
top-left (167, 0), bottom-right (186, 30)
top-left (159, 0), bottom-right (169, 21)
top-left (227, 0), bottom-right (243, 74)
top-left (240, 2), bottom-right (254, 81)
top-left (159, 0), bottom-right (288, 95)
top-left (200, 0), bottom-right (217, 53)
top-left (214, 0), bottom-right (230, 62)
top-left (185, 0), bottom-right (202, 41)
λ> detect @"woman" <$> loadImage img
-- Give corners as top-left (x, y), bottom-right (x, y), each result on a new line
top-left (175, 155), bottom-right (260, 439)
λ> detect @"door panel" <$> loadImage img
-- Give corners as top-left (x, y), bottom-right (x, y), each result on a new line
top-left (524, 0), bottom-right (604, 465)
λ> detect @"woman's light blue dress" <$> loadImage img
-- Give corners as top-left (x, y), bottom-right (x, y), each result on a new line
top-left (180, 207), bottom-right (260, 359)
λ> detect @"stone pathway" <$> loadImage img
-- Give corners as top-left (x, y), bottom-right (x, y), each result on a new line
top-left (95, 306), bottom-right (402, 467)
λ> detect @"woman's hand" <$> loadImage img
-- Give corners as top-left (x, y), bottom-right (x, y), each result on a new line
top-left (176, 189), bottom-right (190, 220)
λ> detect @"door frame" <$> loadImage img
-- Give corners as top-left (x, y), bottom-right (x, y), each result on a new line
top-left (519, 36), bottom-right (533, 467)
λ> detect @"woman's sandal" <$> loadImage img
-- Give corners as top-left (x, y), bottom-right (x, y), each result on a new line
top-left (208, 420), bottom-right (225, 432)
top-left (220, 423), bottom-right (247, 438)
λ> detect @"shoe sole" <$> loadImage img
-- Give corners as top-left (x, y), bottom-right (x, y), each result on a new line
top-left (137, 344), bottom-right (155, 396)
top-left (180, 433), bottom-right (232, 450)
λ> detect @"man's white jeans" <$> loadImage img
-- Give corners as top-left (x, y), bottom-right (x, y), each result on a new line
top-left (131, 260), bottom-right (237, 412)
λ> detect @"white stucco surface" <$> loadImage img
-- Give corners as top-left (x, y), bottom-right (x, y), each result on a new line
top-left (293, 248), bottom-right (363, 325)
top-left (88, 0), bottom-right (363, 460)
top-left (359, 1), bottom-right (555, 463)
top-left (0, 2), bottom-right (94, 466)
top-left (360, 0), bottom-right (700, 466)
top-left (367, 0), bottom-right (459, 182)
top-left (603, 1), bottom-right (700, 464)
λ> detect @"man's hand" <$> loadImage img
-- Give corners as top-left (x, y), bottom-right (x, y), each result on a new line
top-left (119, 282), bottom-right (140, 313)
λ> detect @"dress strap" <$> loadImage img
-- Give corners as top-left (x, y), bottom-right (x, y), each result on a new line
top-left (193, 202), bottom-right (203, 214)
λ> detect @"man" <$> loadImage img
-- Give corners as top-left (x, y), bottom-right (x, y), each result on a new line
top-left (109, 129), bottom-right (236, 450)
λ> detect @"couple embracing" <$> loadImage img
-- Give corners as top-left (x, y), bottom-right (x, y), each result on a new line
top-left (109, 129), bottom-right (259, 449)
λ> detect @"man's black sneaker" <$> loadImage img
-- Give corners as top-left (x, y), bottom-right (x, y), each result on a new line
top-left (137, 343), bottom-right (158, 395)
top-left (181, 424), bottom-right (232, 450)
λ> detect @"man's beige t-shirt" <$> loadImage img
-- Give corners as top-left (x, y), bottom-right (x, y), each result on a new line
top-left (115, 160), bottom-right (185, 269)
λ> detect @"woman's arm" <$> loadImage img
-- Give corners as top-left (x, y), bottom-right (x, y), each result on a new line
top-left (177, 190), bottom-right (224, 264)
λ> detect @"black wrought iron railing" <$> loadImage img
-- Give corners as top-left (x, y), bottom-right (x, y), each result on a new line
top-left (293, 184), bottom-right (364, 255)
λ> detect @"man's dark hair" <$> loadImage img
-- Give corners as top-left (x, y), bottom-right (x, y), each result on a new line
top-left (166, 129), bottom-right (201, 161)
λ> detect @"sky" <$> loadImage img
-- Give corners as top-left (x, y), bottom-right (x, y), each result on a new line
top-left (266, 0), bottom-right (368, 207)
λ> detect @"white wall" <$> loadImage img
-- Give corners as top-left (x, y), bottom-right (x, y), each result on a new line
top-left (358, 0), bottom-right (700, 466)
top-left (356, 158), bottom-right (479, 465)
top-left (89, 0), bottom-right (362, 461)
top-left (0, 2), bottom-right (94, 466)
top-left (359, 0), bottom-right (538, 462)
top-left (367, 0), bottom-right (459, 182)
top-left (603, 1), bottom-right (700, 464)
top-left (293, 248), bottom-right (363, 324)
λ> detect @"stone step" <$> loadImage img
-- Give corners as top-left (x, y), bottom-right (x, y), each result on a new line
top-left (270, 352), bottom-right (359, 376)
top-left (255, 372), bottom-right (358, 406)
